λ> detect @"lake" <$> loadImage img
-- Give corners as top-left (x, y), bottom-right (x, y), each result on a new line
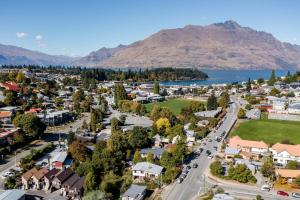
top-left (161, 69), bottom-right (295, 86)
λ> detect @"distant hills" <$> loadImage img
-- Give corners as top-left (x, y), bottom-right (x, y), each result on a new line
top-left (0, 44), bottom-right (77, 66)
top-left (2, 20), bottom-right (300, 70)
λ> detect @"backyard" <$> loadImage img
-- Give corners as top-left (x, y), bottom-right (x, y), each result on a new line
top-left (145, 98), bottom-right (204, 115)
top-left (231, 119), bottom-right (300, 145)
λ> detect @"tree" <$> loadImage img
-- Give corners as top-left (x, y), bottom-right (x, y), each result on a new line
top-left (153, 81), bottom-right (160, 94)
top-left (286, 161), bottom-right (299, 169)
top-left (128, 127), bottom-right (150, 149)
top-left (133, 150), bottom-right (141, 164)
top-left (219, 91), bottom-right (230, 109)
top-left (269, 88), bottom-right (280, 96)
top-left (67, 131), bottom-right (76, 145)
top-left (210, 161), bottom-right (223, 177)
top-left (119, 114), bottom-right (127, 126)
top-left (83, 190), bottom-right (109, 200)
top-left (114, 84), bottom-right (126, 106)
top-left (155, 117), bottom-right (171, 134)
top-left (246, 78), bottom-right (252, 92)
top-left (13, 113), bottom-right (46, 138)
top-left (68, 140), bottom-right (89, 162)
top-left (256, 195), bottom-right (264, 200)
top-left (84, 171), bottom-right (96, 192)
top-left (16, 72), bottom-right (25, 83)
top-left (99, 171), bottom-right (122, 199)
top-left (257, 77), bottom-right (264, 85)
top-left (296, 176), bottom-right (300, 187)
top-left (207, 93), bottom-right (218, 110)
top-left (268, 70), bottom-right (276, 86)
top-left (90, 111), bottom-right (97, 132)
top-left (110, 117), bottom-right (120, 133)
top-left (82, 119), bottom-right (88, 130)
top-left (261, 157), bottom-right (275, 178)
top-left (146, 152), bottom-right (154, 163)
top-left (237, 108), bottom-right (246, 119)
top-left (4, 91), bottom-right (18, 106)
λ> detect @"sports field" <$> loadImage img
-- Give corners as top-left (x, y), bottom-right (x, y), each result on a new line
top-left (231, 119), bottom-right (300, 144)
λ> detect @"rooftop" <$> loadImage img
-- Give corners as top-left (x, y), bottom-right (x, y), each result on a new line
top-left (132, 162), bottom-right (163, 174)
top-left (122, 184), bottom-right (147, 198)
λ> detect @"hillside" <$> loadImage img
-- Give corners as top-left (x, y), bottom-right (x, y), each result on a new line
top-left (80, 20), bottom-right (300, 70)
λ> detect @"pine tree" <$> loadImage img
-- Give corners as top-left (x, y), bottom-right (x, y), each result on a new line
top-left (246, 78), bottom-right (252, 92)
top-left (207, 93), bottom-right (218, 111)
top-left (90, 111), bottom-right (97, 132)
top-left (268, 70), bottom-right (276, 86)
top-left (153, 81), bottom-right (160, 94)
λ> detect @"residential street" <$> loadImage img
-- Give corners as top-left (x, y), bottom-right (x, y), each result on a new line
top-left (162, 96), bottom-right (239, 200)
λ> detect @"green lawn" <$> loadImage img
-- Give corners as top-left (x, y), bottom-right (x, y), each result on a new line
top-left (231, 119), bottom-right (300, 145)
top-left (145, 98), bottom-right (202, 115)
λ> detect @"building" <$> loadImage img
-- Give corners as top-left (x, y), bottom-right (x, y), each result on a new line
top-left (140, 147), bottom-right (165, 160)
top-left (122, 184), bottom-right (147, 200)
top-left (246, 109), bottom-right (261, 119)
top-left (37, 109), bottom-right (72, 126)
top-left (21, 168), bottom-right (38, 190)
top-left (270, 143), bottom-right (300, 166)
top-left (287, 103), bottom-right (300, 114)
top-left (224, 147), bottom-right (241, 160)
top-left (52, 168), bottom-right (73, 189)
top-left (0, 189), bottom-right (25, 200)
top-left (132, 162), bottom-right (163, 180)
top-left (44, 168), bottom-right (61, 191)
top-left (195, 107), bottom-right (222, 118)
top-left (32, 168), bottom-right (49, 190)
top-left (228, 136), bottom-right (268, 159)
top-left (275, 169), bottom-right (300, 183)
top-left (0, 81), bottom-right (20, 92)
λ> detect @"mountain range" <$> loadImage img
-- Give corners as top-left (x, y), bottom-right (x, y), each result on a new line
top-left (2, 20), bottom-right (300, 70)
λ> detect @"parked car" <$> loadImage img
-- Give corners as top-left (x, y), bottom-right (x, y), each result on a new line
top-left (208, 155), bottom-right (213, 159)
top-left (193, 163), bottom-right (198, 168)
top-left (277, 190), bottom-right (289, 196)
top-left (180, 173), bottom-right (187, 179)
top-left (186, 165), bottom-right (191, 170)
top-left (177, 177), bottom-right (183, 183)
top-left (292, 193), bottom-right (300, 198)
top-left (208, 139), bottom-right (212, 142)
top-left (206, 150), bottom-right (211, 155)
top-left (261, 184), bottom-right (271, 191)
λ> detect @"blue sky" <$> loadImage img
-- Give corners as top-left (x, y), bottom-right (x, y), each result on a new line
top-left (0, 0), bottom-right (299, 57)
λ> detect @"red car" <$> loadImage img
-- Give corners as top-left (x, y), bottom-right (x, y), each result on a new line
top-left (277, 190), bottom-right (289, 196)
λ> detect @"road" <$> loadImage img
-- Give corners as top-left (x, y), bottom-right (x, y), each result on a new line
top-left (163, 97), bottom-right (239, 200)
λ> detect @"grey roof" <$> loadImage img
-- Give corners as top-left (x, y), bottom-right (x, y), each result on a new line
top-left (225, 147), bottom-right (240, 155)
top-left (140, 147), bottom-right (165, 157)
top-left (0, 189), bottom-right (25, 200)
top-left (122, 184), bottom-right (147, 198)
top-left (246, 109), bottom-right (261, 119)
top-left (132, 162), bottom-right (163, 174)
top-left (195, 107), bottom-right (222, 118)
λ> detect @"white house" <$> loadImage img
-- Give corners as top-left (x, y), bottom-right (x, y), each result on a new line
top-left (122, 184), bottom-right (147, 200)
top-left (270, 143), bottom-right (300, 166)
top-left (132, 162), bottom-right (163, 180)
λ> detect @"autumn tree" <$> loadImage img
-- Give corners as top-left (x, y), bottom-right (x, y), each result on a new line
top-left (69, 140), bottom-right (89, 162)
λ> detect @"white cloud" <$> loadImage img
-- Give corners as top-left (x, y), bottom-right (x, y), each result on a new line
top-left (35, 35), bottom-right (43, 40)
top-left (16, 32), bottom-right (27, 38)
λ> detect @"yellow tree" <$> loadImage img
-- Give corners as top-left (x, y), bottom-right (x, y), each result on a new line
top-left (156, 117), bottom-right (171, 134)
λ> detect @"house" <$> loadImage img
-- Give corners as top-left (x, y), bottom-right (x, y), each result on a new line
top-left (140, 147), bottom-right (165, 160)
top-left (246, 109), bottom-right (261, 119)
top-left (0, 111), bottom-right (13, 124)
top-left (44, 168), bottom-right (60, 191)
top-left (275, 169), bottom-right (300, 183)
top-left (270, 143), bottom-right (300, 166)
top-left (224, 147), bottom-right (241, 160)
top-left (0, 189), bottom-right (26, 200)
top-left (122, 184), bottom-right (147, 200)
top-left (21, 168), bottom-right (38, 190)
top-left (68, 176), bottom-right (84, 199)
top-left (228, 136), bottom-right (268, 159)
top-left (52, 168), bottom-right (74, 189)
top-left (287, 103), bottom-right (300, 114)
top-left (0, 81), bottom-right (20, 92)
top-left (61, 173), bottom-right (81, 197)
top-left (32, 168), bottom-right (49, 190)
top-left (194, 107), bottom-right (222, 118)
top-left (132, 162), bottom-right (163, 180)
top-left (0, 128), bottom-right (20, 145)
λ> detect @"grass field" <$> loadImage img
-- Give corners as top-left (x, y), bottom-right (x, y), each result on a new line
top-left (231, 119), bottom-right (300, 144)
top-left (145, 98), bottom-right (202, 115)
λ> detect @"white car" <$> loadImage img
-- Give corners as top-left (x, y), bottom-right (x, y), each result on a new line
top-left (208, 155), bottom-right (213, 159)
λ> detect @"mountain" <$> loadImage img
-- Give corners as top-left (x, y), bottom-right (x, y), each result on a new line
top-left (0, 44), bottom-right (77, 66)
top-left (73, 44), bottom-right (126, 67)
top-left (81, 20), bottom-right (300, 70)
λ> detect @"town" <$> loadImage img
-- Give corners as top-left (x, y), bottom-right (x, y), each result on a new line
top-left (0, 66), bottom-right (299, 200)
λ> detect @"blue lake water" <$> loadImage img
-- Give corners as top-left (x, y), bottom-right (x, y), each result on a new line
top-left (161, 70), bottom-right (295, 86)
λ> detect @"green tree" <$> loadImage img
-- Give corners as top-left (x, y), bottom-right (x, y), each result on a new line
top-left (286, 161), bottom-right (299, 169)
top-left (133, 150), bottom-right (141, 164)
top-left (261, 157), bottom-right (275, 178)
top-left (16, 72), bottom-right (25, 83)
top-left (146, 152), bottom-right (154, 163)
top-left (90, 111), bottom-right (97, 132)
top-left (268, 70), bottom-right (276, 86)
top-left (119, 114), bottom-right (127, 126)
top-left (210, 160), bottom-right (223, 177)
top-left (13, 113), bottom-right (46, 137)
top-left (84, 171), bottom-right (96, 192)
top-left (4, 91), bottom-right (18, 106)
top-left (256, 195), bottom-right (264, 200)
top-left (114, 84), bottom-right (126, 106)
top-left (128, 126), bottom-right (150, 149)
top-left (82, 119), bottom-right (88, 130)
top-left (257, 77), bottom-right (264, 85)
top-left (296, 176), bottom-right (300, 187)
top-left (83, 190), bottom-right (108, 200)
top-left (153, 81), bottom-right (160, 94)
top-left (237, 108), bottom-right (246, 119)
top-left (269, 88), bottom-right (280, 96)
top-left (67, 131), bottom-right (76, 145)
top-left (246, 78), bottom-right (252, 92)
top-left (207, 93), bottom-right (218, 110)
top-left (110, 117), bottom-right (120, 133)
top-left (99, 171), bottom-right (122, 199)
top-left (219, 91), bottom-right (230, 109)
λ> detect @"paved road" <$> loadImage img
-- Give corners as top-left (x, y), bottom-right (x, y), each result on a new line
top-left (163, 97), bottom-right (239, 200)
